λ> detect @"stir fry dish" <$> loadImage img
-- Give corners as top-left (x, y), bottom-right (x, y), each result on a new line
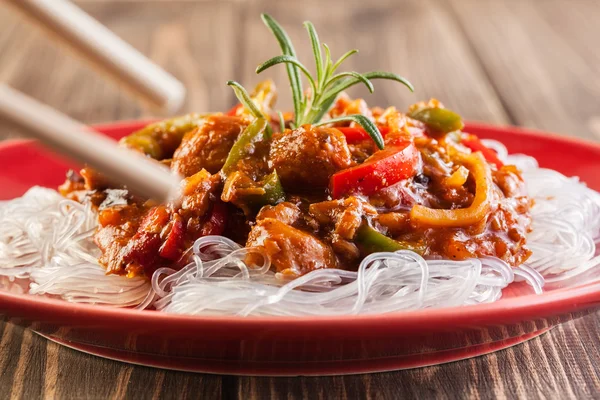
top-left (60, 15), bottom-right (532, 280)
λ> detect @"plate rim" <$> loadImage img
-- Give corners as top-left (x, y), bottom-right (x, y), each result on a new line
top-left (1, 120), bottom-right (600, 329)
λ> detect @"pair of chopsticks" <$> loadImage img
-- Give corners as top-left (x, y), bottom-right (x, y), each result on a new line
top-left (0, 0), bottom-right (186, 201)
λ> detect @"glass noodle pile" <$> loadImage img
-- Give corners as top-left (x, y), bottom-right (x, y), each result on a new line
top-left (1, 15), bottom-right (600, 316)
top-left (1, 146), bottom-right (599, 316)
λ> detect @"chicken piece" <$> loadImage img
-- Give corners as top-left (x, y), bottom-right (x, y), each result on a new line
top-left (376, 212), bottom-right (411, 237)
top-left (171, 115), bottom-right (247, 176)
top-left (269, 125), bottom-right (354, 189)
top-left (58, 170), bottom-right (85, 197)
top-left (246, 218), bottom-right (338, 275)
top-left (256, 202), bottom-right (302, 226)
top-left (493, 165), bottom-right (527, 199)
top-left (80, 167), bottom-right (112, 191)
top-left (95, 203), bottom-right (150, 275)
top-left (309, 196), bottom-right (377, 240)
top-left (96, 169), bottom-right (221, 276)
top-left (309, 196), bottom-right (377, 260)
top-left (178, 169), bottom-right (222, 237)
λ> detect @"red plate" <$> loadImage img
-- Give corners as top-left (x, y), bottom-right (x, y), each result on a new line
top-left (1, 121), bottom-right (599, 376)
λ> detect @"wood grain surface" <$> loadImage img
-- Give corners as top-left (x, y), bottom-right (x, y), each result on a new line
top-left (1, 0), bottom-right (600, 398)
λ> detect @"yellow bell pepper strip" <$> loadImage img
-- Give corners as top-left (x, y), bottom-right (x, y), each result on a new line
top-left (410, 152), bottom-right (492, 227)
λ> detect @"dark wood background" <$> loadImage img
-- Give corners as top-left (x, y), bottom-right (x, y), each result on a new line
top-left (1, 0), bottom-right (600, 398)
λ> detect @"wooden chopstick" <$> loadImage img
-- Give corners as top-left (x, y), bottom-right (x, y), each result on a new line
top-left (0, 84), bottom-right (181, 202)
top-left (4, 0), bottom-right (186, 114)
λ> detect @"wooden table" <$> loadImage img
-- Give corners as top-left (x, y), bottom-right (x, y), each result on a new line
top-left (1, 0), bottom-right (599, 398)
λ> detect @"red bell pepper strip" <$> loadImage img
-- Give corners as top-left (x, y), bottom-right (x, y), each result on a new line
top-left (159, 214), bottom-right (185, 260)
top-left (461, 134), bottom-right (504, 168)
top-left (330, 141), bottom-right (421, 198)
top-left (121, 206), bottom-right (170, 274)
top-left (226, 104), bottom-right (242, 116)
top-left (200, 202), bottom-right (228, 236)
top-left (336, 126), bottom-right (427, 144)
top-left (336, 127), bottom-right (390, 143)
top-left (158, 202), bottom-right (228, 260)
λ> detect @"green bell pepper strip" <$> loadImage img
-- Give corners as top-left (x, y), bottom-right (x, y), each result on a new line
top-left (355, 223), bottom-right (405, 253)
top-left (119, 113), bottom-right (207, 159)
top-left (256, 171), bottom-right (285, 206)
top-left (407, 107), bottom-right (464, 134)
top-left (355, 223), bottom-right (424, 254)
top-left (221, 117), bottom-right (285, 209)
top-left (222, 118), bottom-right (268, 175)
top-left (243, 171), bottom-right (286, 209)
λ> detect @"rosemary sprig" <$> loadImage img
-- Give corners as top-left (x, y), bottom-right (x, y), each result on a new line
top-left (257, 14), bottom-right (414, 149)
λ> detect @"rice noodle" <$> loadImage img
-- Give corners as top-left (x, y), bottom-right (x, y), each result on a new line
top-left (30, 260), bottom-right (150, 307)
top-left (0, 188), bottom-right (150, 307)
top-left (0, 138), bottom-right (599, 315)
top-left (485, 139), bottom-right (600, 282)
top-left (152, 236), bottom-right (515, 316)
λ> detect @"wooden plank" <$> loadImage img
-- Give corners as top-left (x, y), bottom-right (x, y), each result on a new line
top-left (534, 0), bottom-right (600, 141)
top-left (3, 315), bottom-right (599, 399)
top-left (0, 0), bottom-right (241, 139)
top-left (238, 0), bottom-right (509, 124)
top-left (448, 0), bottom-right (600, 141)
top-left (234, 315), bottom-right (600, 400)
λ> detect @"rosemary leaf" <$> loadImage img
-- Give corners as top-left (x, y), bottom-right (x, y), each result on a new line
top-left (226, 81), bottom-right (264, 120)
top-left (304, 21), bottom-right (324, 90)
top-left (323, 43), bottom-right (333, 76)
top-left (261, 14), bottom-right (303, 126)
top-left (363, 71), bottom-right (414, 92)
top-left (327, 71), bottom-right (374, 93)
top-left (256, 55), bottom-right (317, 96)
top-left (320, 71), bottom-right (414, 108)
top-left (314, 114), bottom-right (385, 149)
top-left (330, 49), bottom-right (358, 73)
top-left (277, 111), bottom-right (285, 132)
